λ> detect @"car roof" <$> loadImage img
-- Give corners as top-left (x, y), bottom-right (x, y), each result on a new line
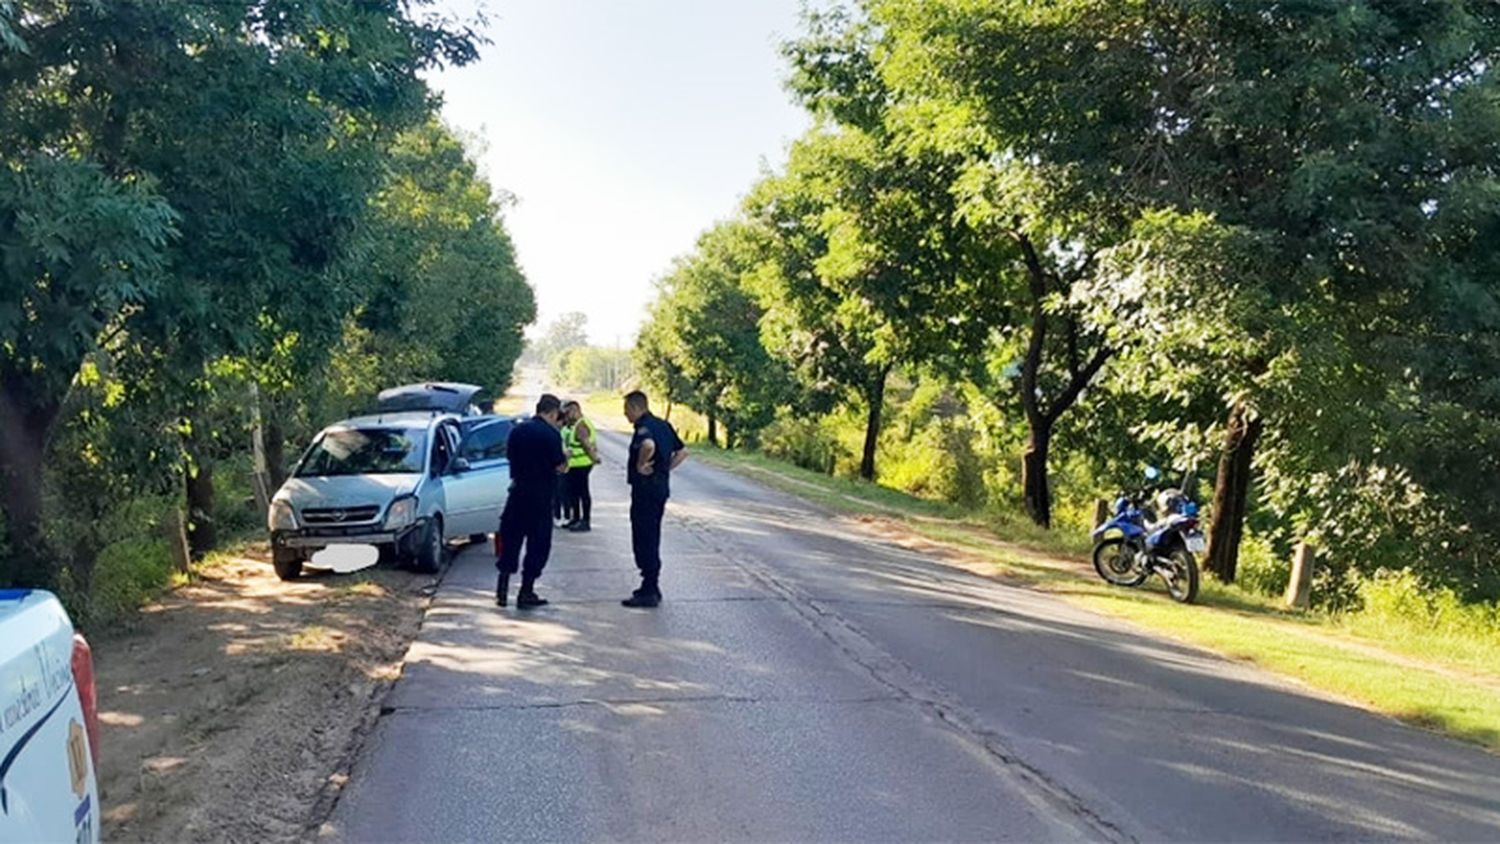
top-left (331, 411), bottom-right (458, 431)
top-left (322, 410), bottom-right (524, 433)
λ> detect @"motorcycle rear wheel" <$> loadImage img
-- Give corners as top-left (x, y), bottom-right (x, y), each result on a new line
top-left (1162, 549), bottom-right (1200, 604)
top-left (1093, 538), bottom-right (1148, 587)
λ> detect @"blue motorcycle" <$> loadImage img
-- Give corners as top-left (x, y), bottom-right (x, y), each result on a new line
top-left (1091, 468), bottom-right (1204, 603)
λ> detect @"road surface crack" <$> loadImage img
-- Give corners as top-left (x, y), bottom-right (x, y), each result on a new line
top-left (676, 512), bottom-right (1136, 844)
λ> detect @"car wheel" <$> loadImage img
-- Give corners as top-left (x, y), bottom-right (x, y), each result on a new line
top-left (414, 517), bottom-right (445, 574)
top-left (272, 548), bottom-right (304, 581)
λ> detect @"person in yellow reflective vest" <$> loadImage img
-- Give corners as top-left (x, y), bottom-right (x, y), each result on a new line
top-left (561, 400), bottom-right (600, 532)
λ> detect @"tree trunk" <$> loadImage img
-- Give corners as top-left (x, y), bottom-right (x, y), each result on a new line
top-left (255, 385), bottom-right (288, 489)
top-left (0, 383), bottom-right (59, 588)
top-left (1009, 228), bottom-right (1112, 531)
top-left (707, 411), bottom-right (719, 448)
top-left (263, 411), bottom-right (288, 489)
top-left (0, 427), bottom-right (50, 588)
top-left (185, 457), bottom-right (217, 558)
top-left (1021, 419), bottom-right (1054, 529)
top-left (859, 368), bottom-right (889, 482)
top-left (1206, 402), bottom-right (1263, 582)
top-left (164, 508), bottom-right (192, 575)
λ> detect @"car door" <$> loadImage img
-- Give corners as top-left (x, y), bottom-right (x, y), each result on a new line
top-left (442, 417), bottom-right (514, 537)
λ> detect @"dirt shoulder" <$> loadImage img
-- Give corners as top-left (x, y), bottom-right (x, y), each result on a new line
top-left (93, 545), bottom-right (437, 843)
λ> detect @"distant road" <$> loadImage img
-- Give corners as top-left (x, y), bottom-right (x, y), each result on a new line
top-left (329, 431), bottom-right (1500, 842)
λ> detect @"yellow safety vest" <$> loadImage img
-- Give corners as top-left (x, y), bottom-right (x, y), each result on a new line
top-left (565, 417), bottom-right (595, 468)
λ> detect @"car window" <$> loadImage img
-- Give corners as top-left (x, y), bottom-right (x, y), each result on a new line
top-left (459, 418), bottom-right (514, 463)
top-left (296, 428), bottom-right (427, 477)
top-left (430, 424), bottom-right (454, 474)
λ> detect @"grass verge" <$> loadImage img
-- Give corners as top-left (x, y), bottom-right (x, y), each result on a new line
top-left (692, 444), bottom-right (1500, 754)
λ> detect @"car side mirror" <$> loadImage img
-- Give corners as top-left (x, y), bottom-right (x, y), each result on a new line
top-left (450, 457), bottom-right (471, 474)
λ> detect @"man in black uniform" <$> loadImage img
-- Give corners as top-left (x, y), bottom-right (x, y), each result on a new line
top-left (621, 390), bottom-right (687, 608)
top-left (496, 393), bottom-right (567, 609)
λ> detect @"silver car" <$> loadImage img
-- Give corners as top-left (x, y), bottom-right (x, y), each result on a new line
top-left (267, 408), bottom-right (516, 580)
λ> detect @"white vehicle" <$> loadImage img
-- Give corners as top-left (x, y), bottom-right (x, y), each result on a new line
top-left (268, 390), bottom-right (516, 579)
top-left (0, 589), bottom-right (101, 844)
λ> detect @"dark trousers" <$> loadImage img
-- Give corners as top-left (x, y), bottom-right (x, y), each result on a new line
top-left (629, 485), bottom-right (668, 593)
top-left (553, 474), bottom-right (573, 522)
top-left (498, 489), bottom-right (552, 580)
top-left (566, 465), bottom-right (593, 523)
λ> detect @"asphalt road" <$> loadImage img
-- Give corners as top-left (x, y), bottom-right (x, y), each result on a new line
top-left (328, 431), bottom-right (1500, 842)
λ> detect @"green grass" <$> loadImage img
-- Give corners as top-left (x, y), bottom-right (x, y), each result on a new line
top-left (694, 443), bottom-right (1500, 754)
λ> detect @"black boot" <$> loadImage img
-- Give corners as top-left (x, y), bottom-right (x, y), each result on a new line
top-left (495, 572), bottom-right (510, 607)
top-left (567, 519), bottom-right (591, 533)
top-left (622, 582), bottom-right (660, 608)
top-left (516, 576), bottom-right (549, 609)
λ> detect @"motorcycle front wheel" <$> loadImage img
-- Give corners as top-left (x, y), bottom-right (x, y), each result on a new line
top-left (1161, 549), bottom-right (1200, 604)
top-left (1093, 538), bottom-right (1148, 587)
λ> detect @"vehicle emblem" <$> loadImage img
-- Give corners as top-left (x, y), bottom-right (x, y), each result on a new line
top-left (331, 509), bottom-right (347, 522)
top-left (67, 719), bottom-right (88, 797)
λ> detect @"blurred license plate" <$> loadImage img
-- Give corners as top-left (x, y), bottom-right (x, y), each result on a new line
top-left (1186, 534), bottom-right (1207, 554)
top-left (310, 544), bottom-right (379, 573)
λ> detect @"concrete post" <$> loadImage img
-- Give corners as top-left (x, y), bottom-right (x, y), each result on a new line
top-left (1285, 541), bottom-right (1314, 609)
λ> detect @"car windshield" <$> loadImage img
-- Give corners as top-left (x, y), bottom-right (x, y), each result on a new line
top-left (297, 428), bottom-right (426, 477)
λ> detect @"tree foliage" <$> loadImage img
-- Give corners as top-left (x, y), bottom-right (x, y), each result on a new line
top-left (636, 0), bottom-right (1500, 604)
top-left (0, 2), bottom-right (535, 599)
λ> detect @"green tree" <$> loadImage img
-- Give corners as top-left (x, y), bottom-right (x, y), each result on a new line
top-left (1, 0), bottom-right (482, 573)
top-left (744, 123), bottom-right (987, 480)
top-left (528, 312), bottom-right (590, 367)
top-left (875, 0), bottom-right (1500, 571)
top-left (780, 6), bottom-right (1110, 516)
top-left (638, 221), bottom-right (790, 447)
top-left (0, 156), bottom-right (176, 586)
top-left (633, 306), bottom-right (696, 420)
top-left (336, 121), bottom-right (535, 401)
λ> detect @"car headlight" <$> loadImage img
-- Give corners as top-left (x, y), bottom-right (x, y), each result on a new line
top-left (268, 500), bottom-right (299, 532)
top-left (384, 496), bottom-right (417, 530)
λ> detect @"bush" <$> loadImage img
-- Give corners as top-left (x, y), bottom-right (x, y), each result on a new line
top-left (1359, 570), bottom-right (1500, 638)
top-left (759, 414), bottom-right (848, 474)
top-left (82, 535), bottom-right (177, 627)
top-left (1237, 533), bottom-right (1290, 597)
top-left (880, 418), bottom-right (986, 508)
top-left (49, 493), bottom-right (180, 628)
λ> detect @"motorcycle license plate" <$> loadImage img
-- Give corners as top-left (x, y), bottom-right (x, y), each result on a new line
top-left (1186, 534), bottom-right (1207, 554)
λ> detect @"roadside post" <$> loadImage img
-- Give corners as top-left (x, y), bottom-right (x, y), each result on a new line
top-left (165, 508), bottom-right (192, 574)
top-left (1285, 541), bottom-right (1314, 609)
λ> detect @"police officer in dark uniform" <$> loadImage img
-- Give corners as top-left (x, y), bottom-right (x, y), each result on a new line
top-left (622, 390), bottom-right (687, 608)
top-left (496, 393), bottom-right (568, 609)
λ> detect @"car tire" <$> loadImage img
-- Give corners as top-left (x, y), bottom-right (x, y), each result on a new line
top-left (413, 517), bottom-right (445, 574)
top-left (272, 548), bottom-right (304, 581)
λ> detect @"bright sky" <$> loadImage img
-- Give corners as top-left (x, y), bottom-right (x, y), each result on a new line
top-left (426, 0), bottom-right (811, 347)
